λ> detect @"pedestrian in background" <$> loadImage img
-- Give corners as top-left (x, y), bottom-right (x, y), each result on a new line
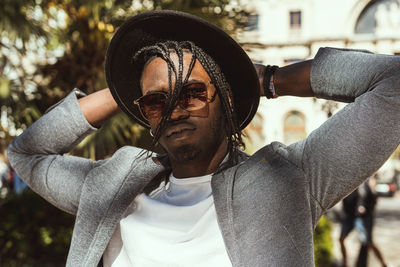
top-left (355, 177), bottom-right (388, 267)
top-left (339, 176), bottom-right (389, 267)
top-left (339, 189), bottom-right (359, 267)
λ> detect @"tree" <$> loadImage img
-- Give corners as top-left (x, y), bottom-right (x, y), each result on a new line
top-left (314, 215), bottom-right (334, 267)
top-left (0, 189), bottom-right (75, 266)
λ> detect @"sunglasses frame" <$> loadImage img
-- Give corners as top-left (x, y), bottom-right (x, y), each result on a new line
top-left (133, 81), bottom-right (217, 121)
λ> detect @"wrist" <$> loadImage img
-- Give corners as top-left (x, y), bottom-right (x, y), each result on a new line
top-left (263, 65), bottom-right (279, 99)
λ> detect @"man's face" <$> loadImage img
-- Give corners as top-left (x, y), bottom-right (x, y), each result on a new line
top-left (141, 52), bottom-right (226, 163)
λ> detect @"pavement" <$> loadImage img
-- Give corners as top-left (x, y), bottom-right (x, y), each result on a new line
top-left (330, 192), bottom-right (400, 267)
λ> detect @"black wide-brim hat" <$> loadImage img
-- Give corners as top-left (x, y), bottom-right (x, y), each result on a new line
top-left (105, 10), bottom-right (259, 129)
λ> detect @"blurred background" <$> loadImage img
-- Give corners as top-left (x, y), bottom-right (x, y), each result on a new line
top-left (0, 0), bottom-right (399, 266)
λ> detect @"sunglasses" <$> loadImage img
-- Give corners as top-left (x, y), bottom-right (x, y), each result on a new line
top-left (134, 81), bottom-right (217, 120)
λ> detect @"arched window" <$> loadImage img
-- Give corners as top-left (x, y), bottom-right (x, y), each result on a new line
top-left (355, 0), bottom-right (400, 35)
top-left (283, 111), bottom-right (306, 145)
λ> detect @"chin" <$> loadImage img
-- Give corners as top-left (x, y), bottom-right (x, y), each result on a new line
top-left (168, 144), bottom-right (201, 162)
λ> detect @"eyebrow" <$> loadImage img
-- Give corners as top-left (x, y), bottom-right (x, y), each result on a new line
top-left (144, 89), bottom-right (167, 95)
top-left (183, 78), bottom-right (204, 85)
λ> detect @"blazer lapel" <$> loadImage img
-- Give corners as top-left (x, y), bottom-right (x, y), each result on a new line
top-left (211, 168), bottom-right (239, 266)
top-left (211, 151), bottom-right (249, 267)
top-left (66, 148), bottom-right (165, 267)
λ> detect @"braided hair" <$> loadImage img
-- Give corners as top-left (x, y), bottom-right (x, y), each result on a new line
top-left (133, 40), bottom-right (244, 168)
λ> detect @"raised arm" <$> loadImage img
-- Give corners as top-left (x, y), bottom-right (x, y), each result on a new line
top-left (256, 48), bottom-right (400, 223)
top-left (7, 89), bottom-right (119, 214)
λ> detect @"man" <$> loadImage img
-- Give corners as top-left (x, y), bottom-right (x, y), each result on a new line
top-left (339, 177), bottom-right (388, 267)
top-left (7, 10), bottom-right (400, 267)
top-left (355, 177), bottom-right (388, 267)
top-left (339, 189), bottom-right (359, 267)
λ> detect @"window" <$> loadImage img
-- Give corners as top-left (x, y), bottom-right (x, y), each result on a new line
top-left (283, 111), bottom-right (306, 144)
top-left (247, 14), bottom-right (259, 31)
top-left (355, 0), bottom-right (399, 34)
top-left (289, 11), bottom-right (302, 29)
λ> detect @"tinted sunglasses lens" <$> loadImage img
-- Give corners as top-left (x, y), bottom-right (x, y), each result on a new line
top-left (140, 93), bottom-right (167, 119)
top-left (180, 83), bottom-right (208, 111)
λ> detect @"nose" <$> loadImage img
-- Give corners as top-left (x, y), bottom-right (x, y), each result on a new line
top-left (169, 104), bottom-right (190, 121)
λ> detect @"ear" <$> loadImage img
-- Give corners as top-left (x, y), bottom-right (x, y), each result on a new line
top-left (227, 90), bottom-right (233, 108)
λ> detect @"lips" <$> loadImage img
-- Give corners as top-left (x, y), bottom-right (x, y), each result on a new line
top-left (165, 123), bottom-right (196, 138)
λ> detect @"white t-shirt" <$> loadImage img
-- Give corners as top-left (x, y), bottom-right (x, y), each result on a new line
top-left (110, 173), bottom-right (232, 267)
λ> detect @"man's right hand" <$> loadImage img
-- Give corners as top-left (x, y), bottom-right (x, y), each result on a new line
top-left (78, 88), bottom-right (121, 127)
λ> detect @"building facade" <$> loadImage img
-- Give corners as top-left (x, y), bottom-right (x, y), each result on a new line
top-left (239, 0), bottom-right (400, 151)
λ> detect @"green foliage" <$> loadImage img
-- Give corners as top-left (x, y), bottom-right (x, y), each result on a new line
top-left (0, 0), bottom-right (46, 44)
top-left (314, 215), bottom-right (334, 267)
top-left (0, 189), bottom-right (74, 266)
top-left (0, 126), bottom-right (13, 153)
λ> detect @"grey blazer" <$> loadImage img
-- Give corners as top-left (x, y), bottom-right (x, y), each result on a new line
top-left (8, 48), bottom-right (400, 266)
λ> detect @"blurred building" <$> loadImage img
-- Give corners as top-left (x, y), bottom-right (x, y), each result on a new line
top-left (239, 0), bottom-right (400, 149)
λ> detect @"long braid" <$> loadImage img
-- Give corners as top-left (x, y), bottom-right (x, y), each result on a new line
top-left (133, 41), bottom-right (245, 168)
top-left (194, 47), bottom-right (244, 165)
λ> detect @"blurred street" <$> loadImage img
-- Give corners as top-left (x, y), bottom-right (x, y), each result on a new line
top-left (331, 192), bottom-right (400, 267)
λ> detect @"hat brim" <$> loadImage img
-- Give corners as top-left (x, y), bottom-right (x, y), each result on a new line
top-left (105, 10), bottom-right (259, 129)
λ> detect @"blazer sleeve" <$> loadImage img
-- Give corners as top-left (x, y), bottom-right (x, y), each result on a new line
top-left (295, 48), bottom-right (400, 220)
top-left (7, 89), bottom-right (99, 215)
